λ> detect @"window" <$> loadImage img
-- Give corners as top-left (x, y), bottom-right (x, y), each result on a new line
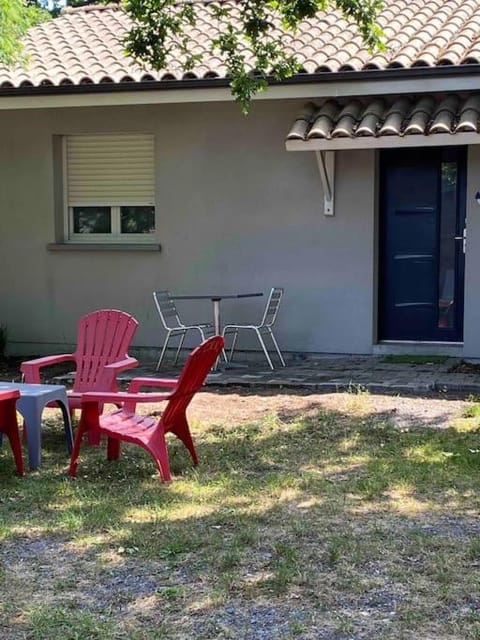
top-left (65, 134), bottom-right (156, 243)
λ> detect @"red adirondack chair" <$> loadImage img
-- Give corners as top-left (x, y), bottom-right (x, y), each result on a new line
top-left (21, 309), bottom-right (139, 418)
top-left (68, 335), bottom-right (224, 482)
top-left (0, 389), bottom-right (24, 475)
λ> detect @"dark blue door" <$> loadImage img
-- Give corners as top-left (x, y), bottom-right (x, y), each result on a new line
top-left (379, 147), bottom-right (466, 342)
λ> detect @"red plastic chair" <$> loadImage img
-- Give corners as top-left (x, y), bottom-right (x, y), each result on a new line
top-left (21, 309), bottom-right (139, 417)
top-left (68, 335), bottom-right (224, 482)
top-left (0, 389), bottom-right (24, 475)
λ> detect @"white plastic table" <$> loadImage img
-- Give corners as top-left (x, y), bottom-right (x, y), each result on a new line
top-left (0, 382), bottom-right (73, 470)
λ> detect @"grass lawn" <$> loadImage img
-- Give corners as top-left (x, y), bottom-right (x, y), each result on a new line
top-left (1, 390), bottom-right (480, 639)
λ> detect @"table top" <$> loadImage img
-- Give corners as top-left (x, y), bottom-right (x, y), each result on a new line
top-left (0, 382), bottom-right (67, 396)
top-left (172, 293), bottom-right (263, 301)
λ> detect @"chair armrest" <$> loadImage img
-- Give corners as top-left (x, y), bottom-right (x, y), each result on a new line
top-left (104, 357), bottom-right (139, 373)
top-left (0, 389), bottom-right (20, 402)
top-left (128, 377), bottom-right (178, 393)
top-left (81, 391), bottom-right (172, 405)
top-left (21, 354), bottom-right (76, 383)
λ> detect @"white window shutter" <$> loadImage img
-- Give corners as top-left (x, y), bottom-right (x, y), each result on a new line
top-left (66, 134), bottom-right (155, 205)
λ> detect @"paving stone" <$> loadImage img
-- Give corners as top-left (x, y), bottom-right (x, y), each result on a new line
top-left (434, 382), bottom-right (480, 394)
top-left (311, 382), bottom-right (346, 390)
top-left (50, 354), bottom-right (480, 397)
top-left (239, 374), bottom-right (266, 379)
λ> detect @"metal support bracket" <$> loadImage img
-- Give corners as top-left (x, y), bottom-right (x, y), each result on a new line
top-left (315, 150), bottom-right (335, 216)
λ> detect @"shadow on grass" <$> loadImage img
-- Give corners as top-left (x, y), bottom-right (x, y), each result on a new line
top-left (1, 395), bottom-right (480, 639)
top-left (0, 398), bottom-right (479, 535)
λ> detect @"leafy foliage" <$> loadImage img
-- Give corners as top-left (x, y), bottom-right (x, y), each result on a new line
top-left (125, 0), bottom-right (384, 112)
top-left (0, 0), bottom-right (50, 64)
top-left (65, 0), bottom-right (103, 8)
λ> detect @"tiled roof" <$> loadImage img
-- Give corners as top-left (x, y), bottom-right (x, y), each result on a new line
top-left (2, 1), bottom-right (480, 89)
top-left (286, 93), bottom-right (480, 144)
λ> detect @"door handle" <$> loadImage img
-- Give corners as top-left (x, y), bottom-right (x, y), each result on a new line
top-left (454, 229), bottom-right (466, 254)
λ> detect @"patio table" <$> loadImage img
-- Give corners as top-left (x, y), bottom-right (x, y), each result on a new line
top-left (172, 293), bottom-right (263, 370)
top-left (171, 293), bottom-right (263, 337)
top-left (0, 382), bottom-right (73, 470)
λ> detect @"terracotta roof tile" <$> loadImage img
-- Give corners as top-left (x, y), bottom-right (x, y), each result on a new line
top-left (2, 0), bottom-right (480, 89)
top-left (287, 93), bottom-right (480, 142)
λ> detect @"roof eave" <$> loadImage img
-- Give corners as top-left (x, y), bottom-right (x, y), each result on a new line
top-left (1, 65), bottom-right (480, 108)
top-left (286, 131), bottom-right (480, 151)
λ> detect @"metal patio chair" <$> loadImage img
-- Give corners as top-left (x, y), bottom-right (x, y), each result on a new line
top-left (222, 287), bottom-right (286, 370)
top-left (153, 290), bottom-right (215, 370)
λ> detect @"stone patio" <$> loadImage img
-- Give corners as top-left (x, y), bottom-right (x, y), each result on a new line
top-left (116, 353), bottom-right (480, 396)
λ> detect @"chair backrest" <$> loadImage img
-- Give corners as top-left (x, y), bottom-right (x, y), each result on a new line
top-left (153, 291), bottom-right (183, 330)
top-left (160, 336), bottom-right (224, 430)
top-left (73, 309), bottom-right (139, 392)
top-left (260, 287), bottom-right (283, 327)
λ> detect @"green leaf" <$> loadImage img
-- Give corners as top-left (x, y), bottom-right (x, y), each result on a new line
top-left (0, 0), bottom-right (50, 65)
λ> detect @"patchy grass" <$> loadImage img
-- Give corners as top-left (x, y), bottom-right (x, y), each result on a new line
top-left (1, 393), bottom-right (480, 639)
top-left (462, 403), bottom-right (480, 419)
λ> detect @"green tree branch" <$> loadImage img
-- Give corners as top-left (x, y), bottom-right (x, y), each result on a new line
top-left (125, 0), bottom-right (384, 112)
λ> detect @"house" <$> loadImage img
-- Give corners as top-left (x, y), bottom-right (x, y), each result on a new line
top-left (2, 0), bottom-right (480, 360)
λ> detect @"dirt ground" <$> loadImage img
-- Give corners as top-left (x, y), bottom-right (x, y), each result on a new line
top-left (189, 387), bottom-right (469, 431)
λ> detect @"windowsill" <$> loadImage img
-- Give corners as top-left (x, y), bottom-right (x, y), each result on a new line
top-left (47, 243), bottom-right (162, 252)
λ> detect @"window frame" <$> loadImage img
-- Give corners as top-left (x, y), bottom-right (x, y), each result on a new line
top-left (62, 134), bottom-right (157, 245)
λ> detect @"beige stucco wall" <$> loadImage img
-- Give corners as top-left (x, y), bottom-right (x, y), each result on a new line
top-left (0, 100), bottom-right (377, 357)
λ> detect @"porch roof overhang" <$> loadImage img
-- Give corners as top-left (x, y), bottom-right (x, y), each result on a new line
top-left (286, 93), bottom-right (480, 151)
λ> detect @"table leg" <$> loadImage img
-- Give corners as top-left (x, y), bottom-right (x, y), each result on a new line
top-left (19, 403), bottom-right (43, 471)
top-left (212, 298), bottom-right (221, 370)
top-left (212, 299), bottom-right (221, 336)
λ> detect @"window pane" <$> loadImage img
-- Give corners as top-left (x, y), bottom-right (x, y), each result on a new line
top-left (120, 206), bottom-right (155, 234)
top-left (73, 207), bottom-right (111, 234)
